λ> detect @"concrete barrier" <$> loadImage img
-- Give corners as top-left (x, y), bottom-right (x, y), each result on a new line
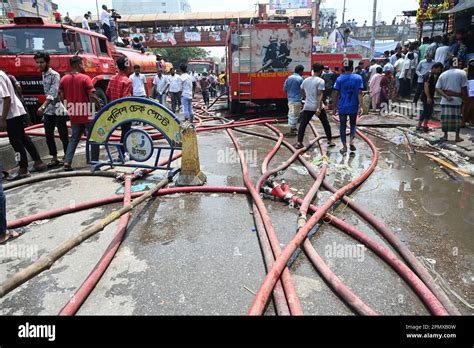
top-left (0, 136), bottom-right (65, 172)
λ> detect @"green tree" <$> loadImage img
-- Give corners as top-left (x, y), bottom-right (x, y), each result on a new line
top-left (152, 47), bottom-right (210, 69)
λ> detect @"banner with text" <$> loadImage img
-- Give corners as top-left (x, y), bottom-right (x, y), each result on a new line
top-left (269, 0), bottom-right (312, 10)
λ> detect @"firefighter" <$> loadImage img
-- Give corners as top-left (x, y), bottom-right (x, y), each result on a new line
top-left (263, 38), bottom-right (279, 70)
top-left (276, 39), bottom-right (292, 69)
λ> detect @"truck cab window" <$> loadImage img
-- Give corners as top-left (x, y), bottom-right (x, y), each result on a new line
top-left (0, 28), bottom-right (70, 55)
top-left (95, 37), bottom-right (109, 56)
top-left (77, 33), bottom-right (94, 54)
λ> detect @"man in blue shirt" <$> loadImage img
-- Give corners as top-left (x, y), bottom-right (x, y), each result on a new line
top-left (283, 65), bottom-right (304, 137)
top-left (333, 60), bottom-right (364, 155)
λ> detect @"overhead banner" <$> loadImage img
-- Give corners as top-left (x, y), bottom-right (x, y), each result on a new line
top-left (269, 0), bottom-right (312, 10)
top-left (185, 32), bottom-right (202, 42)
top-left (209, 32), bottom-right (222, 42)
top-left (154, 33), bottom-right (175, 43)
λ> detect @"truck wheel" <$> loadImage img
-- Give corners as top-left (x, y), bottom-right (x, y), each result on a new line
top-left (231, 101), bottom-right (243, 114)
top-left (94, 87), bottom-right (108, 109)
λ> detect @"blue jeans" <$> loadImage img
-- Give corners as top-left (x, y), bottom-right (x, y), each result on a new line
top-left (181, 96), bottom-right (193, 120)
top-left (0, 180), bottom-right (6, 236)
top-left (339, 114), bottom-right (358, 144)
top-left (65, 123), bottom-right (99, 165)
top-left (170, 92), bottom-right (180, 113)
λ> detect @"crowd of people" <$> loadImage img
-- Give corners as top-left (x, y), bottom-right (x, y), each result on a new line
top-left (0, 53), bottom-right (228, 242)
top-left (283, 29), bottom-right (473, 157)
top-left (284, 60), bottom-right (364, 154)
top-left (0, 53), bottom-right (226, 177)
top-left (350, 29), bottom-right (472, 139)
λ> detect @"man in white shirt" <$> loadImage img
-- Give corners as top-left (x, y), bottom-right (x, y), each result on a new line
top-left (399, 53), bottom-right (414, 98)
top-left (168, 69), bottom-right (181, 113)
top-left (0, 70), bottom-right (45, 180)
top-left (152, 70), bottom-right (170, 106)
top-left (294, 63), bottom-right (335, 149)
top-left (129, 64), bottom-right (148, 98)
top-left (179, 63), bottom-right (194, 121)
top-left (82, 13), bottom-right (90, 31)
top-left (435, 37), bottom-right (450, 67)
top-left (100, 5), bottom-right (112, 41)
top-left (368, 59), bottom-right (382, 81)
top-left (394, 53), bottom-right (405, 93)
top-left (436, 66), bottom-right (468, 142)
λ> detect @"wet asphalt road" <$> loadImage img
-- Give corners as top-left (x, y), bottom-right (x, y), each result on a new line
top-left (0, 117), bottom-right (472, 315)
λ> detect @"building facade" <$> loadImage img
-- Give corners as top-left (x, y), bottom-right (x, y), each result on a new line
top-left (1, 0), bottom-right (55, 19)
top-left (112, 0), bottom-right (191, 15)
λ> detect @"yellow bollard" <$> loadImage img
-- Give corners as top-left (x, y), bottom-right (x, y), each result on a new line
top-left (176, 124), bottom-right (207, 187)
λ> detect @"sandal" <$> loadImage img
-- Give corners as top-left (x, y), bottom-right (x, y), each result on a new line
top-left (455, 137), bottom-right (464, 143)
top-left (0, 229), bottom-right (26, 245)
top-left (6, 172), bottom-right (31, 181)
top-left (294, 143), bottom-right (304, 150)
top-left (30, 164), bottom-right (48, 173)
top-left (423, 126), bottom-right (430, 133)
top-left (328, 141), bottom-right (336, 147)
top-left (350, 144), bottom-right (357, 152)
top-left (47, 159), bottom-right (61, 169)
top-left (340, 148), bottom-right (348, 155)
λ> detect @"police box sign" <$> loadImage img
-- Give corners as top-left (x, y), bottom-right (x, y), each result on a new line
top-left (124, 129), bottom-right (154, 162)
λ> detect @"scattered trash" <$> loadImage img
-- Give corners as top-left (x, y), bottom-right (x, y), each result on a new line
top-left (33, 220), bottom-right (49, 226)
top-left (243, 286), bottom-right (257, 296)
top-left (425, 155), bottom-right (470, 178)
top-left (290, 166), bottom-right (309, 176)
top-left (391, 135), bottom-right (406, 145)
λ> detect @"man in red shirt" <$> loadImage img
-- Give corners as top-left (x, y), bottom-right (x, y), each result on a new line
top-left (106, 56), bottom-right (132, 159)
top-left (60, 56), bottom-right (101, 171)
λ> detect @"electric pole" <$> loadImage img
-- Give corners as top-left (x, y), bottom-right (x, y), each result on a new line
top-left (313, 0), bottom-right (321, 36)
top-left (370, 0), bottom-right (377, 59)
top-left (96, 0), bottom-right (100, 27)
top-left (342, 0), bottom-right (346, 26)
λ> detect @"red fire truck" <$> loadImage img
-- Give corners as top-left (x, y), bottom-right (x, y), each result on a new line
top-left (0, 17), bottom-right (158, 122)
top-left (227, 22), bottom-right (365, 113)
top-left (187, 59), bottom-right (219, 75)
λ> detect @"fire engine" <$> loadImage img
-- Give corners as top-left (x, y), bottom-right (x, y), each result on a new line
top-left (226, 21), bottom-right (365, 113)
top-left (187, 59), bottom-right (219, 75)
top-left (0, 17), bottom-right (158, 123)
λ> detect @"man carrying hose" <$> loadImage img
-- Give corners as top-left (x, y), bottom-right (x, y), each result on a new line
top-left (333, 59), bottom-right (364, 155)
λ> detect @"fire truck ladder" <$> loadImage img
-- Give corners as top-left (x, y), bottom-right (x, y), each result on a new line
top-left (237, 18), bottom-right (253, 105)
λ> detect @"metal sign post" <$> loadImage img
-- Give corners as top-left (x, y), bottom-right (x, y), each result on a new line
top-left (87, 97), bottom-right (182, 173)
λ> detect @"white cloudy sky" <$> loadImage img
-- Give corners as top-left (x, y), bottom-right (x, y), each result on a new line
top-left (55, 0), bottom-right (419, 23)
